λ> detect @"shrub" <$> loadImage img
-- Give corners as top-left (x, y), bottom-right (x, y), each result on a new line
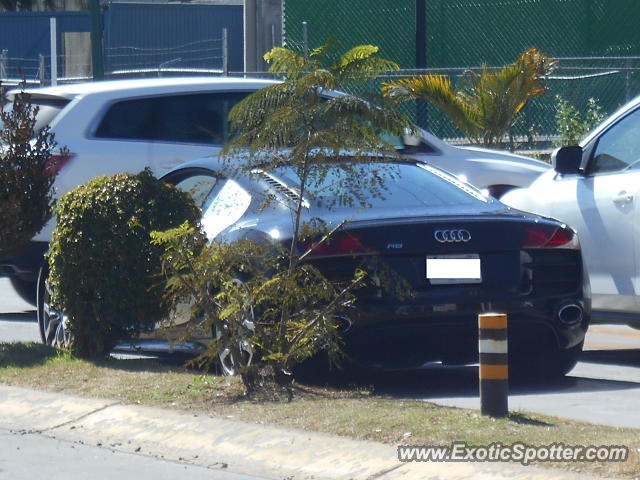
top-left (0, 85), bottom-right (59, 256)
top-left (153, 223), bottom-right (367, 396)
top-left (48, 169), bottom-right (200, 358)
top-left (554, 96), bottom-right (605, 147)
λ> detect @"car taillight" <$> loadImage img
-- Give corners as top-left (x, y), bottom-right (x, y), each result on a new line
top-left (522, 225), bottom-right (577, 249)
top-left (44, 153), bottom-right (74, 176)
top-left (302, 232), bottom-right (378, 258)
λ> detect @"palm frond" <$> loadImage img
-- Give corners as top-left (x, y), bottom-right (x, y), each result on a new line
top-left (384, 48), bottom-right (555, 146)
top-left (332, 45), bottom-right (399, 83)
top-left (309, 38), bottom-right (338, 60)
top-left (384, 75), bottom-right (481, 139)
top-left (264, 47), bottom-right (320, 79)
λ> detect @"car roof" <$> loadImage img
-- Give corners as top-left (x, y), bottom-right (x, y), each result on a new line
top-left (10, 76), bottom-right (281, 100)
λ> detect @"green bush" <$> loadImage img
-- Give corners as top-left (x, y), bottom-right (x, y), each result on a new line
top-left (48, 169), bottom-right (200, 358)
top-left (554, 96), bottom-right (605, 147)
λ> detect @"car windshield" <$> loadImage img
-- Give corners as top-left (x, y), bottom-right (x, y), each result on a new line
top-left (271, 161), bottom-right (487, 209)
top-left (0, 96), bottom-right (69, 134)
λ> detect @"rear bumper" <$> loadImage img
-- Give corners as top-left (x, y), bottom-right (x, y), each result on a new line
top-left (343, 293), bottom-right (590, 369)
top-left (0, 241), bottom-right (49, 282)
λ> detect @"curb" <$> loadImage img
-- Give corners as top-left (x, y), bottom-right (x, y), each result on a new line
top-left (0, 385), bottom-right (609, 480)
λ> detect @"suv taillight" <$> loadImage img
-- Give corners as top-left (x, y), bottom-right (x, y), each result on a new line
top-left (44, 153), bottom-right (74, 176)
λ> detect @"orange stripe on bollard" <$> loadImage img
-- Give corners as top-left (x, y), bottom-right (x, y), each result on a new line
top-left (478, 313), bottom-right (507, 330)
top-left (479, 363), bottom-right (509, 380)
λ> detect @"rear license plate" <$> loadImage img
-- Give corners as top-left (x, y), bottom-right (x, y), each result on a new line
top-left (426, 254), bottom-right (482, 284)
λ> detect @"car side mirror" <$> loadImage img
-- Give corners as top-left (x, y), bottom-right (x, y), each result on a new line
top-left (552, 146), bottom-right (583, 174)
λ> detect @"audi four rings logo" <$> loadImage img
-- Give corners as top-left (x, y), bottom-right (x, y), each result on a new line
top-left (434, 229), bottom-right (472, 243)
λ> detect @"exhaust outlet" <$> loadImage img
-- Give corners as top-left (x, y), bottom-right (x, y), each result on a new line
top-left (558, 304), bottom-right (583, 325)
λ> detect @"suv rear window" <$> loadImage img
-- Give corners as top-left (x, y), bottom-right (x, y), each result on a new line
top-left (1, 96), bottom-right (69, 134)
top-left (94, 92), bottom-right (249, 144)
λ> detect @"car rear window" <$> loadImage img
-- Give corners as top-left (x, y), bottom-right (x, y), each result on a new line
top-left (0, 96), bottom-right (69, 133)
top-left (94, 91), bottom-right (250, 144)
top-left (271, 162), bottom-right (487, 209)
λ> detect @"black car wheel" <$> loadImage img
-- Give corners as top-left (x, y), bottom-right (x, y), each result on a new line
top-left (214, 279), bottom-right (255, 377)
top-left (513, 341), bottom-right (583, 380)
top-left (548, 341), bottom-right (584, 377)
top-left (37, 267), bottom-right (70, 348)
top-left (214, 321), bottom-right (254, 377)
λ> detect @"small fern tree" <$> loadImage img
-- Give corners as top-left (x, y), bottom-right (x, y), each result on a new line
top-left (155, 43), bottom-right (412, 397)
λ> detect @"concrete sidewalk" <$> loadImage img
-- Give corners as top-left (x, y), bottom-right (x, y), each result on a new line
top-left (0, 385), bottom-right (608, 480)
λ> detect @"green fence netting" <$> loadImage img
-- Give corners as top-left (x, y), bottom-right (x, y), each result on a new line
top-left (283, 0), bottom-right (640, 145)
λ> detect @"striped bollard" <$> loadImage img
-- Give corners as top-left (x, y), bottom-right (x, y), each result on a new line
top-left (478, 313), bottom-right (509, 417)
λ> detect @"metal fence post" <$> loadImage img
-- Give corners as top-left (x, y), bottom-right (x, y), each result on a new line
top-left (478, 313), bottom-right (509, 418)
top-left (0, 50), bottom-right (7, 80)
top-left (50, 17), bottom-right (58, 86)
top-left (222, 28), bottom-right (228, 76)
top-left (302, 21), bottom-right (308, 57)
top-left (39, 54), bottom-right (46, 86)
top-left (89, 0), bottom-right (104, 80)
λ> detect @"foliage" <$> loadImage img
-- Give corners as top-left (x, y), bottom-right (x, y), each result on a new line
top-left (48, 169), bottom-right (200, 359)
top-left (156, 42), bottom-right (411, 397)
top-left (153, 224), bottom-right (367, 394)
top-left (553, 96), bottom-right (605, 147)
top-left (382, 48), bottom-right (556, 147)
top-left (0, 84), bottom-right (59, 256)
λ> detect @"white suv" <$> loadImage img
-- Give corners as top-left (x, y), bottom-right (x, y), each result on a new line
top-left (502, 95), bottom-right (640, 329)
top-left (0, 76), bottom-right (548, 305)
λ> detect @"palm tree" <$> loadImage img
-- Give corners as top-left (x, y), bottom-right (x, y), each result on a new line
top-left (382, 48), bottom-right (556, 148)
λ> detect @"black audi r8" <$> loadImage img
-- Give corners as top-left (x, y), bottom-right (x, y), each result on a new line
top-left (160, 156), bottom-right (589, 377)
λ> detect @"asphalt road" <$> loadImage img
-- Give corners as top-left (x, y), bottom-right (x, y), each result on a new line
top-left (0, 428), bottom-right (270, 480)
top-left (1, 278), bottom-right (639, 428)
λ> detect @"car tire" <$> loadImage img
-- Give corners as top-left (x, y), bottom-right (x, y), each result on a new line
top-left (550, 340), bottom-right (584, 377)
top-left (36, 266), bottom-right (70, 348)
top-left (9, 277), bottom-right (37, 306)
top-left (214, 279), bottom-right (256, 377)
top-left (513, 341), bottom-right (583, 380)
top-left (214, 322), bottom-right (255, 377)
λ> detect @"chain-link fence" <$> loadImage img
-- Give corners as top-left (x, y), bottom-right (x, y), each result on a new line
top-left (283, 0), bottom-right (640, 148)
top-left (0, 41), bottom-right (226, 86)
top-left (284, 0), bottom-right (640, 68)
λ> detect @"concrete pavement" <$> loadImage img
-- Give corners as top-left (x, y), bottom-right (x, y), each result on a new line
top-left (0, 428), bottom-right (264, 480)
top-left (0, 384), bottom-right (611, 480)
